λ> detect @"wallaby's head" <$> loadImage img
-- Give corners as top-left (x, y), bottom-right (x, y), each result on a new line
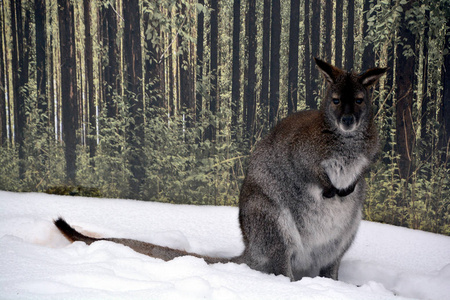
top-left (314, 58), bottom-right (387, 134)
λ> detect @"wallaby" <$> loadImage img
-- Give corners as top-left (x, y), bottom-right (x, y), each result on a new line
top-left (55, 58), bottom-right (387, 281)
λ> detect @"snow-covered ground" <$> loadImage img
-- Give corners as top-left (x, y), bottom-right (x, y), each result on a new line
top-left (0, 191), bottom-right (449, 300)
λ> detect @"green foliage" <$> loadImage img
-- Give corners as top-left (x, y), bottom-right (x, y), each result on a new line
top-left (365, 0), bottom-right (402, 53)
top-left (0, 146), bottom-right (20, 191)
top-left (21, 92), bottom-right (66, 192)
top-left (141, 107), bottom-right (246, 206)
top-left (74, 103), bottom-right (248, 205)
top-left (45, 185), bottom-right (102, 197)
top-left (0, 130), bottom-right (66, 194)
top-left (365, 143), bottom-right (450, 235)
top-left (76, 97), bottom-right (133, 199)
top-left (0, 83), bottom-right (66, 193)
top-left (363, 0), bottom-right (450, 233)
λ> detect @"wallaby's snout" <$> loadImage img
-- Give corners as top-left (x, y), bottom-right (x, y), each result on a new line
top-left (341, 115), bottom-right (355, 129)
top-left (339, 102), bottom-right (359, 132)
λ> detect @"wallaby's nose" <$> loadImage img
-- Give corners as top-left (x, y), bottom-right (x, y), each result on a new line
top-left (341, 115), bottom-right (354, 127)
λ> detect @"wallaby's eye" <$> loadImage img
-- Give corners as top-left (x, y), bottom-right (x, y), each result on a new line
top-left (332, 98), bottom-right (340, 105)
top-left (355, 98), bottom-right (364, 104)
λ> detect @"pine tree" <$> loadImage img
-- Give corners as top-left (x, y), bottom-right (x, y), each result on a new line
top-left (123, 0), bottom-right (144, 198)
top-left (36, 0), bottom-right (47, 128)
top-left (144, 1), bottom-right (163, 109)
top-left (395, 1), bottom-right (415, 181)
top-left (303, 0), bottom-right (313, 108)
top-left (362, 0), bottom-right (374, 70)
top-left (0, 2), bottom-right (5, 145)
top-left (58, 0), bottom-right (78, 183)
top-left (335, 0), bottom-right (343, 68)
top-left (103, 2), bottom-right (120, 118)
top-left (310, 0), bottom-right (320, 106)
top-left (208, 0), bottom-right (219, 141)
top-left (244, 0), bottom-right (257, 136)
top-left (231, 0), bottom-right (241, 138)
top-left (443, 18), bottom-right (450, 146)
top-left (345, 0), bottom-right (355, 70)
top-left (260, 0), bottom-right (270, 121)
top-left (269, 0), bottom-right (281, 125)
top-left (197, 0), bottom-right (205, 121)
top-left (287, 0), bottom-right (300, 114)
top-left (84, 0), bottom-right (96, 160)
top-left (179, 2), bottom-right (194, 123)
top-left (323, 1), bottom-right (333, 62)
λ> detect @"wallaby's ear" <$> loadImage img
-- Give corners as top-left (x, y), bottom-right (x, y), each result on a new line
top-left (359, 67), bottom-right (388, 87)
top-left (314, 58), bottom-right (343, 84)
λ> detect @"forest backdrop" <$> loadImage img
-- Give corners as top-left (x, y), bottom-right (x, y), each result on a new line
top-left (0, 0), bottom-right (449, 235)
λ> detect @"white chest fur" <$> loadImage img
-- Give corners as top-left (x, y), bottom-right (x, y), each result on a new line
top-left (320, 155), bottom-right (369, 190)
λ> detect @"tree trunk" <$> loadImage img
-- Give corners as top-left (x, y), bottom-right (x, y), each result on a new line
top-left (169, 53), bottom-right (175, 115)
top-left (362, 0), bottom-right (374, 70)
top-left (269, 0), bottom-right (281, 126)
top-left (345, 0), bottom-right (355, 70)
top-left (179, 33), bottom-right (194, 118)
top-left (260, 0), bottom-right (270, 122)
top-left (420, 9), bottom-right (429, 147)
top-left (309, 0), bottom-right (320, 105)
top-left (123, 0), bottom-right (144, 199)
top-left (49, 19), bottom-right (56, 141)
top-left (287, 0), bottom-right (300, 114)
top-left (395, 2), bottom-right (415, 181)
top-left (231, 0), bottom-right (240, 139)
top-left (36, 0), bottom-right (47, 127)
top-left (168, 20), bottom-right (175, 116)
top-left (442, 19), bottom-right (450, 147)
top-left (10, 0), bottom-right (21, 160)
top-left (196, 0), bottom-right (205, 122)
top-left (179, 46), bottom-right (194, 124)
top-left (244, 0), bottom-right (257, 136)
top-left (144, 3), bottom-right (162, 110)
top-left (0, 3), bottom-right (5, 145)
top-left (12, 0), bottom-right (30, 180)
top-left (103, 2), bottom-right (120, 118)
top-left (84, 0), bottom-right (96, 159)
top-left (335, 0), bottom-right (343, 68)
top-left (178, 2), bottom-right (194, 119)
top-left (58, 0), bottom-right (78, 183)
top-left (207, 0), bottom-right (219, 141)
top-left (323, 0), bottom-right (333, 62)
top-left (304, 0), bottom-right (313, 108)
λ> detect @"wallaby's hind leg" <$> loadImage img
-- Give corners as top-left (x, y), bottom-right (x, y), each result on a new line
top-left (240, 213), bottom-right (292, 278)
top-left (290, 252), bottom-right (320, 281)
top-left (239, 189), bottom-right (296, 279)
top-left (319, 258), bottom-right (341, 280)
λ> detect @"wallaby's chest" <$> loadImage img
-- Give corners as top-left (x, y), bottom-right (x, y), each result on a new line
top-left (321, 155), bottom-right (369, 190)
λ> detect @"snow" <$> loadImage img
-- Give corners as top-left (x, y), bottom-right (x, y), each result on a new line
top-left (0, 191), bottom-right (449, 300)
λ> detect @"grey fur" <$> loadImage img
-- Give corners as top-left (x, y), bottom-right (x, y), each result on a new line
top-left (55, 59), bottom-right (387, 282)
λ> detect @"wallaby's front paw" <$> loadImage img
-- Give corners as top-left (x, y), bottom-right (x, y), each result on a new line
top-left (323, 186), bottom-right (338, 198)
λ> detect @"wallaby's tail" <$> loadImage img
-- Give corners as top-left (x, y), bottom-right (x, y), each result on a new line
top-left (54, 218), bottom-right (232, 264)
top-left (54, 218), bottom-right (98, 244)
